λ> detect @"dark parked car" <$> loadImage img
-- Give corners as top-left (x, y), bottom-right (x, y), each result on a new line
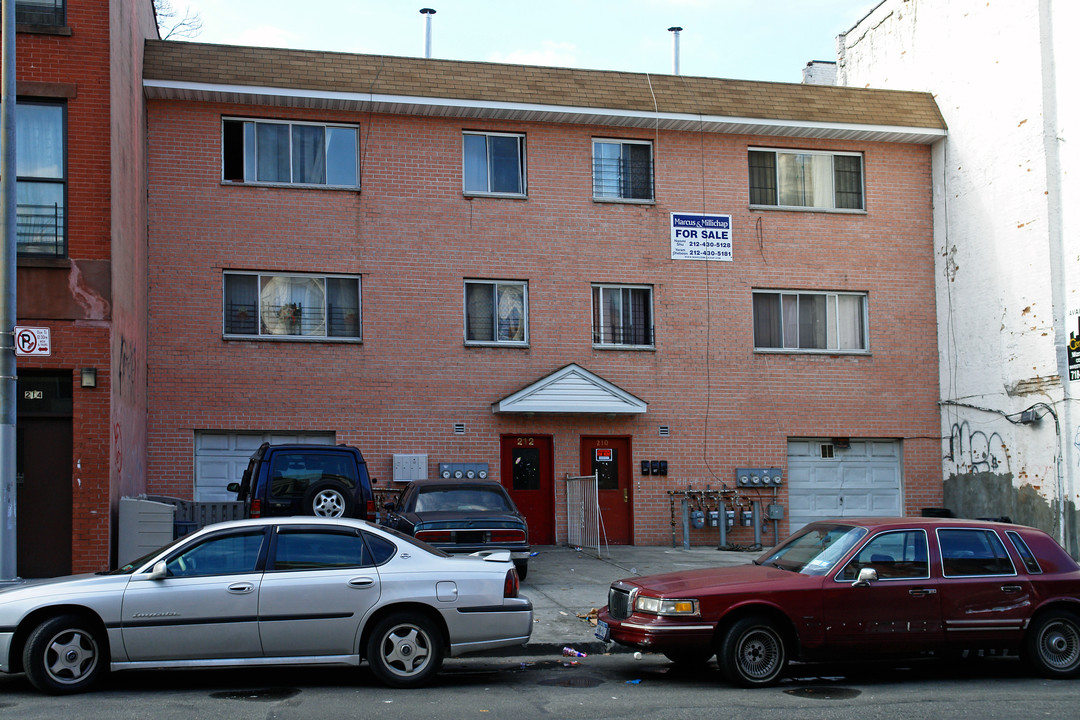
top-left (228, 443), bottom-right (375, 520)
top-left (383, 479), bottom-right (531, 579)
top-left (596, 517), bottom-right (1080, 686)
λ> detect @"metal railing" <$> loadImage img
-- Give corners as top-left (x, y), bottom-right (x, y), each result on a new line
top-left (592, 322), bottom-right (654, 347)
top-left (15, 0), bottom-right (65, 26)
top-left (592, 157), bottom-right (653, 200)
top-left (16, 203), bottom-right (64, 257)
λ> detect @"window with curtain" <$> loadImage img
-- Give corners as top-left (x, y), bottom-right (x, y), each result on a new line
top-left (752, 290), bottom-right (867, 352)
top-left (592, 285), bottom-right (654, 347)
top-left (592, 139), bottom-right (653, 201)
top-left (15, 100), bottom-right (66, 257)
top-left (748, 149), bottom-right (863, 211)
top-left (462, 132), bottom-right (526, 196)
top-left (223, 272), bottom-right (361, 340)
top-left (464, 280), bottom-right (528, 345)
top-left (222, 118), bottom-right (359, 188)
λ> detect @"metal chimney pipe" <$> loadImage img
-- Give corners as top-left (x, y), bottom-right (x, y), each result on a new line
top-left (668, 26), bottom-right (682, 75)
top-left (421, 8), bottom-right (436, 58)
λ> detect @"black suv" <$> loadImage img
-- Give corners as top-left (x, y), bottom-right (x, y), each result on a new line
top-left (228, 443), bottom-right (375, 519)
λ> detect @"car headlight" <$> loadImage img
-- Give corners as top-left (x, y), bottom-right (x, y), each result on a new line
top-left (634, 595), bottom-right (700, 616)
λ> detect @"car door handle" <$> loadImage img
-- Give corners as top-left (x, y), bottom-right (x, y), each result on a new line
top-left (908, 588), bottom-right (937, 597)
top-left (228, 582), bottom-right (255, 594)
top-left (349, 577), bottom-right (375, 588)
top-left (1001, 585), bottom-right (1024, 593)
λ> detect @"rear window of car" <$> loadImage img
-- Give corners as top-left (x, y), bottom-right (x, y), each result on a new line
top-left (268, 452), bottom-right (358, 500)
top-left (414, 487), bottom-right (511, 512)
top-left (1006, 530), bottom-right (1043, 574)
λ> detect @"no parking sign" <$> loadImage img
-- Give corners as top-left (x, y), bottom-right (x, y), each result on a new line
top-left (14, 326), bottom-right (51, 356)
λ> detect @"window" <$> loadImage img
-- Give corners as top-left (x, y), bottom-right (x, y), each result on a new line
top-left (222, 118), bottom-right (359, 187)
top-left (464, 280), bottom-right (527, 345)
top-left (16, 100), bottom-right (65, 257)
top-left (16, 0), bottom-right (65, 26)
top-left (1006, 531), bottom-right (1043, 574)
top-left (165, 531), bottom-right (266, 578)
top-left (593, 285), bottom-right (653, 347)
top-left (223, 272), bottom-right (361, 340)
top-left (752, 290), bottom-right (867, 352)
top-left (593, 139), bottom-right (653, 201)
top-left (837, 530), bottom-right (929, 581)
top-left (463, 131), bottom-right (525, 196)
top-left (749, 149), bottom-right (863, 210)
top-left (272, 530), bottom-right (369, 571)
top-left (938, 528), bottom-right (1016, 577)
top-left (268, 452), bottom-right (358, 502)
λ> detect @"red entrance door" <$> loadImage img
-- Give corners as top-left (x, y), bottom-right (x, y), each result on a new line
top-left (500, 435), bottom-right (554, 545)
top-left (580, 436), bottom-right (632, 544)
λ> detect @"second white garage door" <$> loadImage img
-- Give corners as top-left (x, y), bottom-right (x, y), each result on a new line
top-left (194, 431), bottom-right (335, 502)
top-left (787, 439), bottom-right (902, 533)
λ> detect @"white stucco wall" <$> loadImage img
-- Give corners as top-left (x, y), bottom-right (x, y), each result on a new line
top-left (837, 0), bottom-right (1078, 551)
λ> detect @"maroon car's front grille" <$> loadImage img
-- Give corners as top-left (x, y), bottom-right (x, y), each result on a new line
top-left (608, 586), bottom-right (633, 620)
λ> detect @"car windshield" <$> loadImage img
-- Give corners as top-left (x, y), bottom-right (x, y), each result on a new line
top-left (102, 536), bottom-right (187, 575)
top-left (414, 487), bottom-right (510, 513)
top-left (756, 523), bottom-right (868, 575)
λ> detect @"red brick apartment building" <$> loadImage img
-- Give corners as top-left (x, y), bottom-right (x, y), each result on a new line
top-left (12, 0), bottom-right (156, 575)
top-left (142, 41), bottom-right (947, 547)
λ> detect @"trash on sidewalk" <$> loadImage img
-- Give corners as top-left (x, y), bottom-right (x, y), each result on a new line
top-left (562, 646), bottom-right (588, 658)
top-left (576, 608), bottom-right (599, 626)
top-left (625, 679), bottom-right (642, 685)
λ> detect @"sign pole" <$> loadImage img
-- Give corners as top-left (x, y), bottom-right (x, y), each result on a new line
top-left (0, 0), bottom-right (19, 581)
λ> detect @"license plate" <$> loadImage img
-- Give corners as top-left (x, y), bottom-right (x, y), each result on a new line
top-left (595, 619), bottom-right (610, 642)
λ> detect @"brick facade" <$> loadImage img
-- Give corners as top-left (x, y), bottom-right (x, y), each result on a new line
top-left (145, 63), bottom-right (943, 546)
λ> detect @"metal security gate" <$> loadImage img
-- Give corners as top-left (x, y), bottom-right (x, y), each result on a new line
top-left (787, 439), bottom-right (902, 533)
top-left (565, 473), bottom-right (602, 556)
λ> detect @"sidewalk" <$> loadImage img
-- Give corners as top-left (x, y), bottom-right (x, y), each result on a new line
top-left (516, 544), bottom-right (757, 655)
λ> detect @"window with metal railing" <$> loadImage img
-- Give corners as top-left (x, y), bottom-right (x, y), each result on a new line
top-left (15, 100), bottom-right (66, 257)
top-left (15, 0), bottom-right (65, 26)
top-left (223, 272), bottom-right (361, 340)
top-left (592, 139), bottom-right (653, 201)
top-left (592, 284), bottom-right (654, 347)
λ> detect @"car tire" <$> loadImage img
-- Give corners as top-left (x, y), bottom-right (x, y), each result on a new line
top-left (366, 612), bottom-right (445, 688)
top-left (718, 615), bottom-right (787, 687)
top-left (513, 559), bottom-right (528, 581)
top-left (305, 482), bottom-right (353, 518)
top-left (1024, 609), bottom-right (1080, 679)
top-left (663, 649), bottom-right (715, 666)
top-left (23, 614), bottom-right (106, 694)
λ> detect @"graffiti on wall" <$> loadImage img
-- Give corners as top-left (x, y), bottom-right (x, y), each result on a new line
top-left (118, 334), bottom-right (139, 400)
top-left (945, 421), bottom-right (1011, 475)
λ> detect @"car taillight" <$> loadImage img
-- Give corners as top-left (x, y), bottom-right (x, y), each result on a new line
top-left (250, 498), bottom-right (262, 518)
top-left (488, 530), bottom-right (526, 543)
top-left (366, 499), bottom-right (375, 517)
top-left (504, 568), bottom-right (519, 598)
top-left (416, 530), bottom-right (453, 543)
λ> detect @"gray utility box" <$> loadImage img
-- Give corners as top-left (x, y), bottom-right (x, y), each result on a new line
top-left (118, 497), bottom-right (175, 566)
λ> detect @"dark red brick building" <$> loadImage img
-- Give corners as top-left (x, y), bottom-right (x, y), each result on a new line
top-left (142, 41), bottom-right (947, 547)
top-left (13, 0), bottom-right (156, 575)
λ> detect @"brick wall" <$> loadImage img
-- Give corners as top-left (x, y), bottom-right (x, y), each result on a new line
top-left (146, 99), bottom-right (941, 545)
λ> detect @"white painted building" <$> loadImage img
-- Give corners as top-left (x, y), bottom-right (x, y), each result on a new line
top-left (835, 0), bottom-right (1079, 554)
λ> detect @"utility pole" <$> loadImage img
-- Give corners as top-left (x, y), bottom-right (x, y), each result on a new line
top-left (0, 0), bottom-right (19, 581)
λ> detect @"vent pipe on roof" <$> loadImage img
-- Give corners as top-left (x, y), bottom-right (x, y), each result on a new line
top-left (420, 8), bottom-right (436, 58)
top-left (668, 26), bottom-right (682, 75)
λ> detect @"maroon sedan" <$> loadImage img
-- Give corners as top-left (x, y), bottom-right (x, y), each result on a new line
top-left (596, 517), bottom-right (1080, 686)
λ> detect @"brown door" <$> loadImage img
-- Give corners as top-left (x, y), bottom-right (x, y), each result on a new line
top-left (500, 435), bottom-right (554, 545)
top-left (580, 436), bottom-right (632, 544)
top-left (17, 417), bottom-right (73, 577)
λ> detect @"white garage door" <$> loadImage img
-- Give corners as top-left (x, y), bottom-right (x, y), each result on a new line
top-left (194, 431), bottom-right (335, 502)
top-left (787, 439), bottom-right (902, 533)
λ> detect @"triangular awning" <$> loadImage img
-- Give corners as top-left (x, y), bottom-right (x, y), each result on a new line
top-left (492, 364), bottom-right (647, 414)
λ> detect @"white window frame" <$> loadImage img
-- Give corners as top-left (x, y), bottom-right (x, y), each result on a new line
top-left (592, 284), bottom-right (655, 349)
top-left (222, 270), bottom-right (361, 341)
top-left (748, 147), bottom-right (865, 212)
top-left (592, 138), bottom-right (654, 202)
top-left (463, 279), bottom-right (529, 346)
top-left (462, 131), bottom-right (527, 197)
top-left (752, 290), bottom-right (868, 354)
top-left (221, 117), bottom-right (360, 189)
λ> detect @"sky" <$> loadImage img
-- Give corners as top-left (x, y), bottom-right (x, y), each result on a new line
top-left (172, 0), bottom-right (884, 84)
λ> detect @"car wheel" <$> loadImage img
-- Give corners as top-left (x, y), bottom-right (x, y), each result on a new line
top-left (1024, 609), bottom-right (1080, 678)
top-left (305, 482), bottom-right (353, 518)
top-left (663, 649), bottom-right (714, 666)
top-left (513, 559), bottom-right (528, 581)
top-left (23, 614), bottom-right (106, 694)
top-left (366, 612), bottom-right (444, 688)
top-left (718, 615), bottom-right (787, 687)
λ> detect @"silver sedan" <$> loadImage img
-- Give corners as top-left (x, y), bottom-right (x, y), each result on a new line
top-left (0, 517), bottom-right (532, 693)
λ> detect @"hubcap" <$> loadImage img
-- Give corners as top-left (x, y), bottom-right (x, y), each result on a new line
top-left (313, 490), bottom-right (346, 517)
top-left (381, 624), bottom-right (431, 677)
top-left (738, 629), bottom-right (780, 679)
top-left (1041, 621), bottom-right (1080, 669)
top-left (45, 630), bottom-right (98, 685)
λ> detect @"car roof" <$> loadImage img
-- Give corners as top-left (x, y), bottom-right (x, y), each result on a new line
top-left (408, 479), bottom-right (505, 489)
top-left (190, 516), bottom-right (375, 534)
top-left (809, 517), bottom-right (1034, 532)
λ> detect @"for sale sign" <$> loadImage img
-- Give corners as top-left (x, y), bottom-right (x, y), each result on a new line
top-left (15, 326), bottom-right (51, 356)
top-left (670, 212), bottom-right (733, 261)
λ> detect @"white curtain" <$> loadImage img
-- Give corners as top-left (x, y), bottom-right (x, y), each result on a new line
top-left (260, 276), bottom-right (326, 336)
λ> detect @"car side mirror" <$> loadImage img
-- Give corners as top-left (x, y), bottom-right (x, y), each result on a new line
top-left (852, 567), bottom-right (878, 587)
top-left (226, 482), bottom-right (240, 493)
top-left (147, 560), bottom-right (169, 581)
